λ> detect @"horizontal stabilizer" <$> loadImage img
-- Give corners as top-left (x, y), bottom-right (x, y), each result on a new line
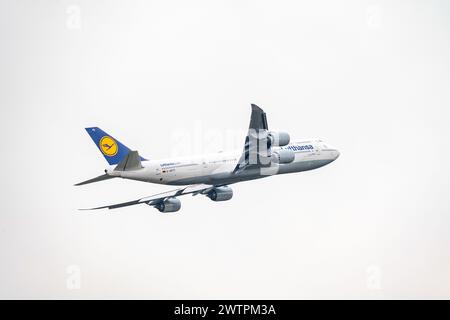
top-left (74, 174), bottom-right (116, 186)
top-left (114, 151), bottom-right (143, 171)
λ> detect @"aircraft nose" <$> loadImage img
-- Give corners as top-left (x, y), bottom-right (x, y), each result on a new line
top-left (331, 149), bottom-right (340, 160)
top-left (334, 149), bottom-right (340, 159)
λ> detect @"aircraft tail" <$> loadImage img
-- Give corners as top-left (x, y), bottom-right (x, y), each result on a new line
top-left (84, 127), bottom-right (146, 165)
top-left (75, 149), bottom-right (144, 186)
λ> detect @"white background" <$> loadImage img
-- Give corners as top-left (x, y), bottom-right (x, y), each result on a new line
top-left (0, 0), bottom-right (449, 298)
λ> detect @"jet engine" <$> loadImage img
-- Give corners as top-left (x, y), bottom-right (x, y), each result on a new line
top-left (154, 197), bottom-right (181, 212)
top-left (271, 149), bottom-right (295, 164)
top-left (268, 131), bottom-right (290, 147)
top-left (207, 186), bottom-right (233, 201)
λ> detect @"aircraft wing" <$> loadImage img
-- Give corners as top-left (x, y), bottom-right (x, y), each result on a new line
top-left (233, 104), bottom-right (272, 174)
top-left (79, 184), bottom-right (217, 210)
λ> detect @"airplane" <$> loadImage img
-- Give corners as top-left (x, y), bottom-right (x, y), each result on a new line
top-left (76, 104), bottom-right (339, 212)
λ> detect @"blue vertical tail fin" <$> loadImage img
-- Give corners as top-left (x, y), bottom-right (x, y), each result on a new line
top-left (84, 127), bottom-right (146, 165)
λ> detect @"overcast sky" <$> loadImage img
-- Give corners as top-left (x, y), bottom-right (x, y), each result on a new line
top-left (1, 0), bottom-right (449, 299)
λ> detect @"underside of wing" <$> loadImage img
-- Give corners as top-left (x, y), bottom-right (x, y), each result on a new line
top-left (233, 104), bottom-right (272, 174)
top-left (233, 104), bottom-right (292, 175)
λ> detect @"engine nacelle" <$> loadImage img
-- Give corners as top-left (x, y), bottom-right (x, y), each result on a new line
top-left (207, 186), bottom-right (233, 202)
top-left (271, 149), bottom-right (295, 164)
top-left (155, 197), bottom-right (181, 212)
top-left (268, 131), bottom-right (290, 147)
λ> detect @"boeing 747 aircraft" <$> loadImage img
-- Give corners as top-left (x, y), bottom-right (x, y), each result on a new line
top-left (77, 104), bottom-right (339, 212)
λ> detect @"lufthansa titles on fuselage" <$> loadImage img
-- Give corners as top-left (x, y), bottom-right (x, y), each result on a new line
top-left (283, 144), bottom-right (314, 152)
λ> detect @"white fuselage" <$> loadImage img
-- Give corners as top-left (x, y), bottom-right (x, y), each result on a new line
top-left (106, 139), bottom-right (340, 186)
